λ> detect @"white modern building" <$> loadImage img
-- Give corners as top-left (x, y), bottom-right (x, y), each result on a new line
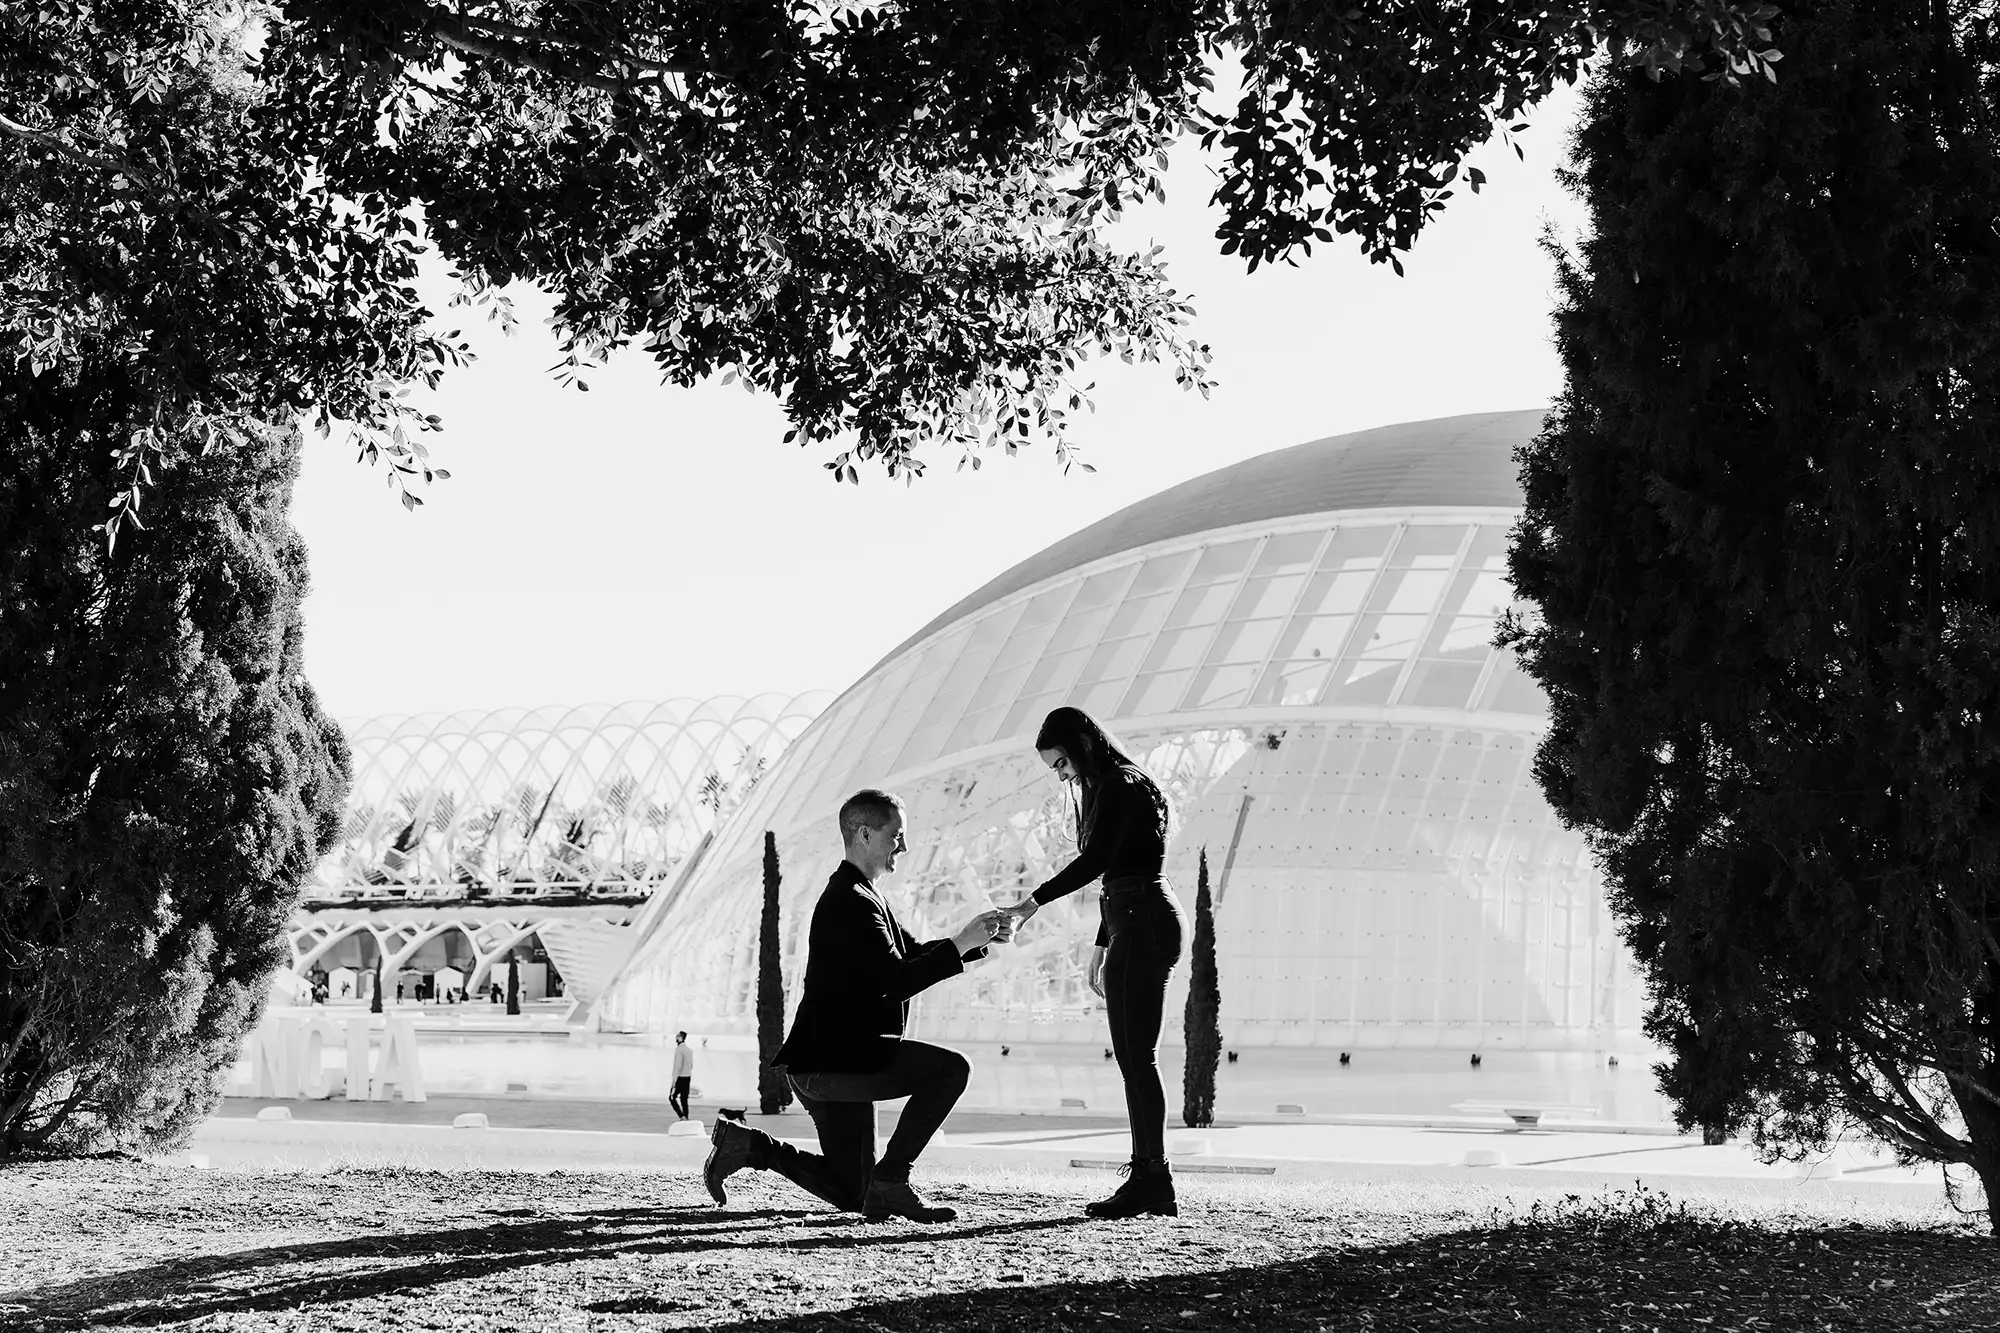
top-left (590, 411), bottom-right (1650, 1057)
top-left (321, 696), bottom-right (829, 898)
top-left (288, 695), bottom-right (828, 1013)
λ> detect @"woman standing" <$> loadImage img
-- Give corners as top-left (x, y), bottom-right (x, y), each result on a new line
top-left (1008, 706), bottom-right (1186, 1218)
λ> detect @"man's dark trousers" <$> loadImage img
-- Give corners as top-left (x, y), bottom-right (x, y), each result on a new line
top-left (756, 1040), bottom-right (970, 1210)
top-left (669, 1077), bottom-right (691, 1120)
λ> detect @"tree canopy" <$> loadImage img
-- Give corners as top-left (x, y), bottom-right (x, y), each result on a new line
top-left (2, 1), bottom-right (462, 542)
top-left (1508, 0), bottom-right (2000, 1225)
top-left (5, 0), bottom-right (1781, 526)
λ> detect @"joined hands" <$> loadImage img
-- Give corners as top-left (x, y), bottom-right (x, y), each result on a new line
top-left (951, 909), bottom-right (1012, 955)
top-left (953, 900), bottom-right (1041, 954)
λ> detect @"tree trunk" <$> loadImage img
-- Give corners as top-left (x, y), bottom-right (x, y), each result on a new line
top-left (1953, 1068), bottom-right (2000, 1237)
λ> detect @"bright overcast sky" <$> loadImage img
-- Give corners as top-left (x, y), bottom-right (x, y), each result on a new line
top-left (289, 85), bottom-right (1588, 721)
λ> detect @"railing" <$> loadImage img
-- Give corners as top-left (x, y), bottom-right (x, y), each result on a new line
top-left (301, 882), bottom-right (655, 907)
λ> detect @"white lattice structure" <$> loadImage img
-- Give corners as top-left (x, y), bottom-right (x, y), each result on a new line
top-left (286, 906), bottom-right (636, 1007)
top-left (591, 411), bottom-right (1651, 1055)
top-left (315, 695), bottom-right (830, 899)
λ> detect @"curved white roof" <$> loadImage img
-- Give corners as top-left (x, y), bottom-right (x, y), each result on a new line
top-left (664, 410), bottom-right (1549, 900)
top-left (885, 410), bottom-right (1541, 668)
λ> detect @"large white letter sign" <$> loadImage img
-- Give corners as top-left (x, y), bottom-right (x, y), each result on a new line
top-left (371, 1017), bottom-right (427, 1102)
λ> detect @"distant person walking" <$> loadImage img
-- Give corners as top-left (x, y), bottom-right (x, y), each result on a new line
top-left (669, 1031), bottom-right (694, 1120)
top-left (1007, 706), bottom-right (1185, 1218)
top-left (702, 789), bottom-right (1007, 1222)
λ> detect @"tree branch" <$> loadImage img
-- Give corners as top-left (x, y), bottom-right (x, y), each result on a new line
top-left (0, 110), bottom-right (236, 239)
top-left (1945, 1065), bottom-right (2000, 1113)
top-left (0, 1056), bottom-right (58, 1145)
top-left (417, 7), bottom-right (697, 94)
top-left (448, 9), bottom-right (698, 77)
top-left (0, 112), bottom-right (156, 188)
top-left (18, 1073), bottom-right (99, 1148)
top-left (1848, 1045), bottom-right (1971, 1161)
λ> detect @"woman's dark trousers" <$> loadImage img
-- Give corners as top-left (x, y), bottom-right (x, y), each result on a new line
top-left (1101, 882), bottom-right (1186, 1162)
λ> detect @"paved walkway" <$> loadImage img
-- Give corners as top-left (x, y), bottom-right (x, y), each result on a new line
top-left (213, 1094), bottom-right (1129, 1137)
top-left (198, 1094), bottom-right (1946, 1200)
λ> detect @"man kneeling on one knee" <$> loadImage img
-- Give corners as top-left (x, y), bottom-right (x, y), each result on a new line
top-left (704, 788), bottom-right (1008, 1222)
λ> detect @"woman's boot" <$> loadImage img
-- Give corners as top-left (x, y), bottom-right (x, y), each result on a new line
top-left (1084, 1157), bottom-right (1177, 1218)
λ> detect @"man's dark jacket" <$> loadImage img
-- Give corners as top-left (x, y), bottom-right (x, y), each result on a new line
top-left (772, 860), bottom-right (982, 1073)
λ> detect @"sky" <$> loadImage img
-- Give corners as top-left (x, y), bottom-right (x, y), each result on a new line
top-left (288, 85), bottom-right (1589, 722)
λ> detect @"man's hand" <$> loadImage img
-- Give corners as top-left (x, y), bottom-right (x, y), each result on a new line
top-left (951, 910), bottom-right (1005, 956)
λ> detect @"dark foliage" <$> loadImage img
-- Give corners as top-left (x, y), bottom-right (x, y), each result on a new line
top-left (5, 3), bottom-right (1781, 514)
top-left (2, 13), bottom-right (353, 1135)
top-left (1182, 847), bottom-right (1221, 1128)
top-left (758, 830), bottom-right (791, 1117)
top-left (1508, 0), bottom-right (2000, 1228)
top-left (0, 2), bottom-right (460, 543)
top-left (0, 416), bottom-right (349, 1154)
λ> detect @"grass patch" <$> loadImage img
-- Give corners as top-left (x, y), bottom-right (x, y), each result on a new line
top-left (0, 1160), bottom-right (1990, 1330)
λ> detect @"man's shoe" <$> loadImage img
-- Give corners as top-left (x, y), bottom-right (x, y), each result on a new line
top-left (1084, 1159), bottom-right (1177, 1219)
top-left (861, 1177), bottom-right (957, 1223)
top-left (703, 1118), bottom-right (763, 1205)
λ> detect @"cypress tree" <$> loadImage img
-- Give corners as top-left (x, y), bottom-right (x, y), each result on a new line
top-left (1182, 848), bottom-right (1222, 1128)
top-left (0, 418), bottom-right (348, 1154)
top-left (1508, 0), bottom-right (2000, 1225)
top-left (757, 831), bottom-right (792, 1115)
top-left (506, 953), bottom-right (520, 1016)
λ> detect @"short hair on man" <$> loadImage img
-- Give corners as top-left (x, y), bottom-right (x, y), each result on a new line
top-left (838, 789), bottom-right (904, 845)
top-left (676, 1030), bottom-right (687, 1041)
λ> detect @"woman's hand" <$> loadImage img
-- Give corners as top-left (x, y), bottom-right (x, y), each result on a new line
top-left (1005, 898), bottom-right (1040, 928)
top-left (1087, 944), bottom-right (1107, 998)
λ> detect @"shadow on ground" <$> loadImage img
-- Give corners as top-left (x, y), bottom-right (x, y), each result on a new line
top-left (6, 1205), bottom-right (1080, 1329)
top-left (695, 1210), bottom-right (1995, 1332)
top-left (6, 1190), bottom-right (1996, 1331)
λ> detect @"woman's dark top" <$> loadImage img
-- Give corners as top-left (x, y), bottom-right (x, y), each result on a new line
top-left (1032, 766), bottom-right (1169, 946)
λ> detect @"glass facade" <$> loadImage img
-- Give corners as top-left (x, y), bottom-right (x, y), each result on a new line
top-left (317, 695), bottom-right (830, 899)
top-left (594, 498), bottom-right (1647, 1052)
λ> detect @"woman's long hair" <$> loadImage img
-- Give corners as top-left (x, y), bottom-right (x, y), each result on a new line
top-left (1035, 706), bottom-right (1174, 850)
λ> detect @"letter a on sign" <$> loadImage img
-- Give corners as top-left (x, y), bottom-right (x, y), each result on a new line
top-left (371, 1017), bottom-right (427, 1102)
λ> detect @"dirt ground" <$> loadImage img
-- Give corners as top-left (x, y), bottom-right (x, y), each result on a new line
top-left (0, 1160), bottom-right (1994, 1331)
